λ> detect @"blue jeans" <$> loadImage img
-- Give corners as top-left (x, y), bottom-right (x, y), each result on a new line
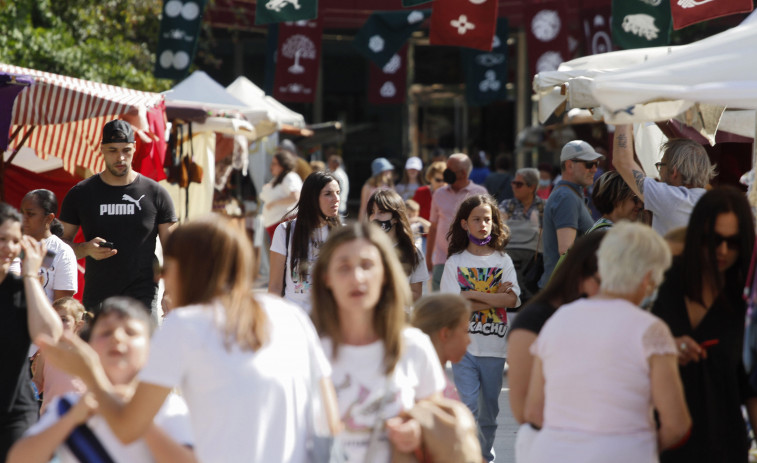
top-left (452, 352), bottom-right (506, 462)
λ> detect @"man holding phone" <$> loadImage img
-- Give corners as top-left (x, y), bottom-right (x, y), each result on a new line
top-left (59, 120), bottom-right (177, 316)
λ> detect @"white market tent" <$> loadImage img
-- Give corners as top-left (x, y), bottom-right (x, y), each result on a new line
top-left (226, 76), bottom-right (305, 128)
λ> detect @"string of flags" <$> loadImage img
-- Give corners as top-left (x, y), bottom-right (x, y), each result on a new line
top-left (155, 0), bottom-right (754, 105)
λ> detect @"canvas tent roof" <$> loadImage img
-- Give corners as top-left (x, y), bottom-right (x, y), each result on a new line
top-left (1, 63), bottom-right (163, 173)
top-left (226, 76), bottom-right (306, 128)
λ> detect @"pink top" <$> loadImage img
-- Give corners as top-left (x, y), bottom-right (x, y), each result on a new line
top-left (428, 182), bottom-right (488, 266)
top-left (528, 298), bottom-right (677, 462)
top-left (39, 361), bottom-right (87, 414)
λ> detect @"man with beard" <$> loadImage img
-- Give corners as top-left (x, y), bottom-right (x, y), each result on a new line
top-left (59, 120), bottom-right (177, 316)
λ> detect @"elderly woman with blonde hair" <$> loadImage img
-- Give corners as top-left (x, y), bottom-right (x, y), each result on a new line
top-left (523, 222), bottom-right (691, 463)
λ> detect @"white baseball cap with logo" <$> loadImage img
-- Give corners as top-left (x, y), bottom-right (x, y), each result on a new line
top-left (560, 140), bottom-right (605, 162)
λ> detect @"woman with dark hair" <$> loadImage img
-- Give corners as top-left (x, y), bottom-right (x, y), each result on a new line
top-left (269, 171), bottom-right (342, 312)
top-left (507, 231), bottom-right (605, 459)
top-left (260, 150), bottom-right (302, 240)
top-left (311, 223), bottom-right (445, 462)
top-left (652, 187), bottom-right (757, 463)
top-left (0, 202), bottom-right (62, 461)
top-left (367, 189), bottom-right (428, 301)
top-left (37, 215), bottom-right (338, 463)
top-left (588, 170), bottom-right (643, 232)
top-left (14, 189), bottom-right (78, 301)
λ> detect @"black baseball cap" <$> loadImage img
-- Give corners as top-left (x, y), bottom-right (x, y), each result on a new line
top-left (102, 120), bottom-right (135, 144)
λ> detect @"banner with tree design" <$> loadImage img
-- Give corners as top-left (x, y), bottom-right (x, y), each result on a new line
top-left (274, 19), bottom-right (322, 103)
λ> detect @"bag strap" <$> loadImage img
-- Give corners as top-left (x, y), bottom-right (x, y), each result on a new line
top-left (58, 397), bottom-right (117, 463)
top-left (282, 221), bottom-right (292, 297)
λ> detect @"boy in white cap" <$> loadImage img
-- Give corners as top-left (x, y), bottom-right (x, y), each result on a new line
top-left (539, 140), bottom-right (604, 287)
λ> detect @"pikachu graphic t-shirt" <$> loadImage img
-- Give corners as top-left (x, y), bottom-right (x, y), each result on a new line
top-left (440, 250), bottom-right (521, 358)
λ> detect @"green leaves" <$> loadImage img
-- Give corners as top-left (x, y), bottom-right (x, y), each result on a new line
top-left (0, 0), bottom-right (172, 92)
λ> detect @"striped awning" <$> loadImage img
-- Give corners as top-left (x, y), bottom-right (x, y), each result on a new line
top-left (1, 63), bottom-right (164, 174)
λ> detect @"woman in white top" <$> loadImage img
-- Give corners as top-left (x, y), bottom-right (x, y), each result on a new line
top-left (366, 189), bottom-right (428, 301)
top-left (311, 223), bottom-right (446, 463)
top-left (259, 150), bottom-right (302, 240)
top-left (36, 215), bottom-right (339, 463)
top-left (523, 222), bottom-right (691, 463)
top-left (269, 171), bottom-right (342, 312)
top-left (17, 189), bottom-right (78, 301)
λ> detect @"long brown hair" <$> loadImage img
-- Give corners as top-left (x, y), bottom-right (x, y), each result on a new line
top-left (163, 215), bottom-right (268, 351)
top-left (366, 189), bottom-right (420, 274)
top-left (272, 150), bottom-right (296, 187)
top-left (447, 194), bottom-right (509, 256)
top-left (310, 223), bottom-right (409, 375)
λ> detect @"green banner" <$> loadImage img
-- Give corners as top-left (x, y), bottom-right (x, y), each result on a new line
top-left (154, 0), bottom-right (208, 80)
top-left (353, 10), bottom-right (430, 68)
top-left (612, 0), bottom-right (671, 49)
top-left (402, 0), bottom-right (432, 5)
top-left (462, 18), bottom-right (508, 107)
top-left (255, 0), bottom-right (318, 25)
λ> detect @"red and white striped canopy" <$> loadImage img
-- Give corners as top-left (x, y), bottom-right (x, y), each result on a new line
top-left (1, 63), bottom-right (164, 174)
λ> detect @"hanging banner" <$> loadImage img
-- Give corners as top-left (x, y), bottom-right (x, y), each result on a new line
top-left (429, 0), bottom-right (499, 51)
top-left (462, 18), bottom-right (508, 107)
top-left (524, 2), bottom-right (569, 79)
top-left (368, 46), bottom-right (407, 105)
top-left (264, 23), bottom-right (278, 95)
top-left (274, 19), bottom-right (323, 103)
top-left (612, 0), bottom-right (671, 49)
top-left (671, 0), bottom-right (752, 30)
top-left (154, 0), bottom-right (208, 80)
top-left (402, 0), bottom-right (431, 6)
top-left (582, 7), bottom-right (614, 55)
top-left (255, 0), bottom-right (317, 25)
top-left (353, 10), bottom-right (430, 69)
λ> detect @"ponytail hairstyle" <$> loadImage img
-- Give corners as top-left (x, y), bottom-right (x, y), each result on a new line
top-left (24, 189), bottom-right (63, 237)
top-left (366, 189), bottom-right (420, 274)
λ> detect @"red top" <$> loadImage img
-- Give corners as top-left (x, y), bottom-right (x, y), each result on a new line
top-left (413, 186), bottom-right (433, 220)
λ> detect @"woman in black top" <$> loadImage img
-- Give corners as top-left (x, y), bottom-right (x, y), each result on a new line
top-left (652, 187), bottom-right (756, 463)
top-left (507, 231), bottom-right (607, 423)
top-left (0, 203), bottom-right (62, 461)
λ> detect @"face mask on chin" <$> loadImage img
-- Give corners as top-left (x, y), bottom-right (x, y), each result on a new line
top-left (443, 169), bottom-right (457, 184)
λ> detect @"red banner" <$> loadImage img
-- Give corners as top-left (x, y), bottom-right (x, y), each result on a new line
top-left (274, 19), bottom-right (323, 103)
top-left (524, 2), bottom-right (569, 79)
top-left (582, 6), bottom-right (614, 56)
top-left (368, 46), bottom-right (407, 105)
top-left (429, 0), bottom-right (498, 51)
top-left (672, 0), bottom-right (752, 30)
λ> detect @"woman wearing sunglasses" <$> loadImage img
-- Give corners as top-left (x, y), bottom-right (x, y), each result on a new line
top-left (588, 170), bottom-right (644, 233)
top-left (652, 187), bottom-right (756, 463)
top-left (499, 168), bottom-right (545, 301)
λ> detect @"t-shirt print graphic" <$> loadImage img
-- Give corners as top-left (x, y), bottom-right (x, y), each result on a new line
top-left (457, 266), bottom-right (508, 337)
top-left (99, 194), bottom-right (147, 216)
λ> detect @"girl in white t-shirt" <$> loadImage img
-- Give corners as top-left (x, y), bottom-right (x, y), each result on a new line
top-left (311, 223), bottom-right (446, 463)
top-left (269, 171), bottom-right (342, 312)
top-left (9, 297), bottom-right (195, 463)
top-left (440, 194), bottom-right (520, 463)
top-left (35, 216), bottom-right (340, 463)
top-left (367, 189), bottom-right (429, 301)
top-left (18, 189), bottom-right (78, 301)
top-left (259, 150), bottom-right (302, 240)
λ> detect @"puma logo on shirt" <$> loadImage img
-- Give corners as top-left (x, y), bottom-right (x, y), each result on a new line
top-left (99, 194), bottom-right (146, 215)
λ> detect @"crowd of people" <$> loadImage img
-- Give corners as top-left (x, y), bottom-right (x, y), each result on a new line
top-left (2, 117), bottom-right (757, 463)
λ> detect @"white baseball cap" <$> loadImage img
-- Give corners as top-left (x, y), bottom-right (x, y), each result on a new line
top-left (560, 140), bottom-right (604, 162)
top-left (405, 156), bottom-right (422, 171)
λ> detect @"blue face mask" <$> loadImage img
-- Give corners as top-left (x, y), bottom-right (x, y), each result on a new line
top-left (538, 179), bottom-right (551, 188)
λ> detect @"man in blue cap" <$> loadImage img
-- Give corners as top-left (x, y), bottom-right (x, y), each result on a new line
top-left (59, 119), bottom-right (177, 316)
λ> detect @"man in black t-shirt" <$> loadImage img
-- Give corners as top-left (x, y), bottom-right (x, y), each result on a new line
top-left (59, 120), bottom-right (177, 314)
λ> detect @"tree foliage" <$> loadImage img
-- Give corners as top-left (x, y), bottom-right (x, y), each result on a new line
top-left (0, 0), bottom-right (173, 92)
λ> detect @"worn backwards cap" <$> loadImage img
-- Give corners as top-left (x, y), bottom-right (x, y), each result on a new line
top-left (102, 120), bottom-right (134, 144)
top-left (560, 140), bottom-right (604, 162)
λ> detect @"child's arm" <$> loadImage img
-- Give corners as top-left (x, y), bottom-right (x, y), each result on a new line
top-left (7, 394), bottom-right (97, 463)
top-left (410, 216), bottom-right (431, 230)
top-left (143, 424), bottom-right (198, 463)
top-left (461, 282), bottom-right (518, 311)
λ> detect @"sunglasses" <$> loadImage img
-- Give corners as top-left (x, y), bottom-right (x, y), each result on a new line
top-left (714, 233), bottom-right (740, 250)
top-left (579, 161), bottom-right (599, 169)
top-left (511, 181), bottom-right (527, 188)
